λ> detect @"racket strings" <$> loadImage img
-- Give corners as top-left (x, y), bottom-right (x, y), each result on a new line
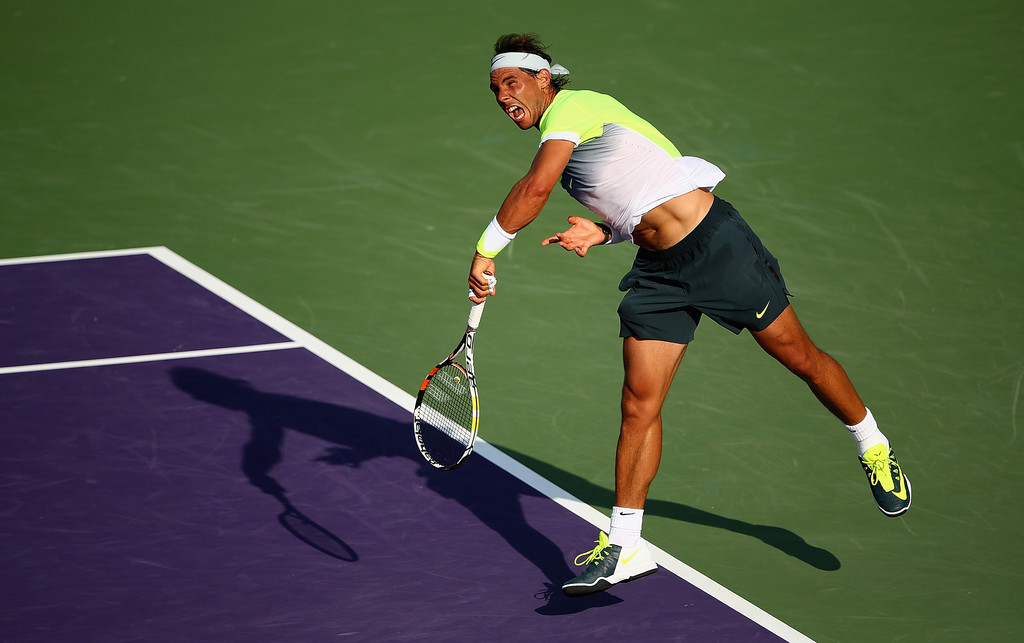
top-left (417, 362), bottom-right (477, 467)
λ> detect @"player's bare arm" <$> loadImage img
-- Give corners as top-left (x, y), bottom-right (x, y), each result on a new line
top-left (494, 139), bottom-right (574, 233)
top-left (469, 139), bottom-right (574, 301)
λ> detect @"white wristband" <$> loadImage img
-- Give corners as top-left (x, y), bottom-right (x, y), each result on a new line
top-left (476, 217), bottom-right (516, 258)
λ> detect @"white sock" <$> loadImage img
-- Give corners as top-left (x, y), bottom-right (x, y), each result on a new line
top-left (608, 506), bottom-right (643, 548)
top-left (845, 408), bottom-right (889, 457)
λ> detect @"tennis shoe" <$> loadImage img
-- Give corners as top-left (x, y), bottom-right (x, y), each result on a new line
top-left (561, 532), bottom-right (657, 597)
top-left (860, 443), bottom-right (912, 517)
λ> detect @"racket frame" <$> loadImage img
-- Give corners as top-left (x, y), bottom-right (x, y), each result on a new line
top-left (413, 303), bottom-right (484, 470)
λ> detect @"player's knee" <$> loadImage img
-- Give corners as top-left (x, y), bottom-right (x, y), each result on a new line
top-left (620, 391), bottom-right (660, 430)
top-left (784, 351), bottom-right (814, 380)
top-left (784, 347), bottom-right (832, 384)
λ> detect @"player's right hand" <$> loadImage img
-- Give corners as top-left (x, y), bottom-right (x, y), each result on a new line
top-left (469, 253), bottom-right (497, 303)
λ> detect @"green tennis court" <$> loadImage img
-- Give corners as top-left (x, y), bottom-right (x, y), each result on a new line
top-left (3, 1), bottom-right (1022, 640)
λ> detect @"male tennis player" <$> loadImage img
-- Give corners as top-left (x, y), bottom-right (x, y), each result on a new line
top-left (468, 33), bottom-right (911, 597)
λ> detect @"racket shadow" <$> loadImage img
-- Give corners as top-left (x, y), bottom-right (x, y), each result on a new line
top-left (275, 491), bottom-right (358, 562)
top-left (169, 366), bottom-right (604, 611)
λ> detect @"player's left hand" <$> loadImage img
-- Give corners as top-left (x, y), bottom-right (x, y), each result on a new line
top-left (542, 216), bottom-right (605, 257)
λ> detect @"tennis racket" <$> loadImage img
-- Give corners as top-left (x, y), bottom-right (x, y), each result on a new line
top-left (413, 276), bottom-right (495, 470)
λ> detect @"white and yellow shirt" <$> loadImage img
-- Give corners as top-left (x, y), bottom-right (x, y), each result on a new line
top-left (539, 90), bottom-right (725, 243)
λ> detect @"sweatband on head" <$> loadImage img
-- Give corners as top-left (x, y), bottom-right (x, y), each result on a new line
top-left (489, 52), bottom-right (570, 76)
top-left (475, 216), bottom-right (516, 258)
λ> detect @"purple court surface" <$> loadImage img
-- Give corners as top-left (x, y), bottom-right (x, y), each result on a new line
top-left (0, 248), bottom-right (809, 642)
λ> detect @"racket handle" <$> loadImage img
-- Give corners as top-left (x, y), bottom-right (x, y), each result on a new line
top-left (467, 274), bottom-right (497, 330)
top-left (467, 298), bottom-right (486, 330)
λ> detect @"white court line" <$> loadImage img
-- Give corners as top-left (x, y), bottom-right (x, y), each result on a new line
top-left (0, 246), bottom-right (160, 267)
top-left (0, 342), bottom-right (302, 376)
top-left (1, 247), bottom-right (813, 643)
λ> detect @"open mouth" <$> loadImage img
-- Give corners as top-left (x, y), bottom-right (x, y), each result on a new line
top-left (506, 105), bottom-right (526, 123)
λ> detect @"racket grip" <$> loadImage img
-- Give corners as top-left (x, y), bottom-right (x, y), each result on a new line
top-left (467, 298), bottom-right (486, 330)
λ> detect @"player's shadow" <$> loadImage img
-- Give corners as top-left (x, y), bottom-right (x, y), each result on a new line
top-left (169, 367), bottom-right (616, 615)
top-left (498, 447), bottom-right (842, 572)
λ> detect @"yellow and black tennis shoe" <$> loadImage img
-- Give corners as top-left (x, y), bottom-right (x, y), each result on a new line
top-left (561, 532), bottom-right (658, 597)
top-left (860, 443), bottom-right (912, 517)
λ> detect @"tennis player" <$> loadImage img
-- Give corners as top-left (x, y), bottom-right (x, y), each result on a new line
top-left (468, 33), bottom-right (911, 597)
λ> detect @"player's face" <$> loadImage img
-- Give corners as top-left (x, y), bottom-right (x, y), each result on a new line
top-left (489, 67), bottom-right (551, 130)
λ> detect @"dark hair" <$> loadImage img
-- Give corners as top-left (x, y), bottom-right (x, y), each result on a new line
top-left (493, 33), bottom-right (570, 90)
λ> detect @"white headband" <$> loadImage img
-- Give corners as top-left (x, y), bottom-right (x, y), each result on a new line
top-left (489, 52), bottom-right (570, 76)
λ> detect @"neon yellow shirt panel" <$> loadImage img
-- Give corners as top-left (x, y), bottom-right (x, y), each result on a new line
top-left (538, 90), bottom-right (681, 156)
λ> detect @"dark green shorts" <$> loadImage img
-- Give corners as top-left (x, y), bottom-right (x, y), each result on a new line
top-left (617, 196), bottom-right (791, 344)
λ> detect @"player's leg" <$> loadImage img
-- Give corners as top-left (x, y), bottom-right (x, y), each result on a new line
top-left (750, 305), bottom-right (864, 424)
top-left (562, 337), bottom-right (685, 597)
top-left (751, 305), bottom-right (911, 516)
top-left (615, 336), bottom-right (687, 508)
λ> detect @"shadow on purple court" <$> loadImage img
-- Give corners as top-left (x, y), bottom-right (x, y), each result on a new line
top-left (169, 366), bottom-right (622, 616)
